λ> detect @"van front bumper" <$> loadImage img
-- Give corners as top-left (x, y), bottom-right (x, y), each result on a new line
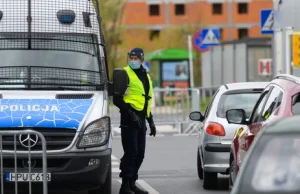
top-left (2, 149), bottom-right (112, 192)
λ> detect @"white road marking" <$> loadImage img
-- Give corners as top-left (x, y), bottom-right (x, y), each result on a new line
top-left (112, 168), bottom-right (121, 173)
top-left (114, 154), bottom-right (159, 193)
top-left (111, 155), bottom-right (118, 160)
top-left (117, 180), bottom-right (160, 194)
top-left (136, 180), bottom-right (160, 194)
top-left (112, 155), bottom-right (120, 173)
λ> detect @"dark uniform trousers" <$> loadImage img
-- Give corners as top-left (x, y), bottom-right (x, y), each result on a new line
top-left (119, 112), bottom-right (146, 181)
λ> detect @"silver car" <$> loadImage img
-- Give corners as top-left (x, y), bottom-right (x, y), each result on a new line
top-left (189, 82), bottom-right (269, 190)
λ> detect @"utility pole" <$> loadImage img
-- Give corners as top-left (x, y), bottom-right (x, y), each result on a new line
top-left (228, 0), bottom-right (233, 40)
top-left (188, 35), bottom-right (194, 88)
top-left (164, 0), bottom-right (170, 26)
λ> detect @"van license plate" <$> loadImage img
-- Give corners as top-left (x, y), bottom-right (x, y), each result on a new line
top-left (6, 173), bottom-right (51, 182)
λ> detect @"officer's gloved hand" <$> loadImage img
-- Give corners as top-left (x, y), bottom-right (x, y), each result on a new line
top-left (147, 116), bottom-right (156, 137)
top-left (128, 109), bottom-right (142, 128)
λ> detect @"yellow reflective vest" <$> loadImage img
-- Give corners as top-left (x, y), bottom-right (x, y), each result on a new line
top-left (123, 66), bottom-right (153, 118)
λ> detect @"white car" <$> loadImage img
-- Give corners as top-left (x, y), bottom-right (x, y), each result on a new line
top-left (189, 82), bottom-right (269, 190)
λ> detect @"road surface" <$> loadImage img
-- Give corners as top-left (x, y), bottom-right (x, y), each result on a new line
top-left (54, 135), bottom-right (229, 194)
top-left (111, 135), bottom-right (229, 194)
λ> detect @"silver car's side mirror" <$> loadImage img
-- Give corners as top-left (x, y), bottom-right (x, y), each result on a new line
top-left (189, 111), bottom-right (205, 122)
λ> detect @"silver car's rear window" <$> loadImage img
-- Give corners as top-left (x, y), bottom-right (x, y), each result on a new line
top-left (217, 92), bottom-right (261, 118)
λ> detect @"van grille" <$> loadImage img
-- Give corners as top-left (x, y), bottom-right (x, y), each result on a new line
top-left (0, 128), bottom-right (76, 151)
top-left (55, 94), bottom-right (94, 99)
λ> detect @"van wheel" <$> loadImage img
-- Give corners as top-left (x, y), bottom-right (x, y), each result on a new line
top-left (203, 171), bottom-right (218, 190)
top-left (89, 165), bottom-right (112, 194)
top-left (197, 149), bottom-right (203, 180)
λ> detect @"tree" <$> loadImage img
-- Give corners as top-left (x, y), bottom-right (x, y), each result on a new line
top-left (96, 0), bottom-right (125, 79)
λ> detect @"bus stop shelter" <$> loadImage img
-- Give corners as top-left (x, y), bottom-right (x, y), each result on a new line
top-left (145, 48), bottom-right (195, 88)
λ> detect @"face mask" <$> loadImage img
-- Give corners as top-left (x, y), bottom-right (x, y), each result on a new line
top-left (129, 61), bottom-right (141, 69)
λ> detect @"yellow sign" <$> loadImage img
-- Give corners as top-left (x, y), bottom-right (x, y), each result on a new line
top-left (293, 33), bottom-right (300, 68)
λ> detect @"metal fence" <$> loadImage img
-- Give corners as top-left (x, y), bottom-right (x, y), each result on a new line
top-left (110, 86), bottom-right (220, 136)
top-left (0, 130), bottom-right (48, 194)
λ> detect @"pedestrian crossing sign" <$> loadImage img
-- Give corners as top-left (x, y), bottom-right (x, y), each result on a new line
top-left (260, 9), bottom-right (274, 34)
top-left (200, 29), bottom-right (220, 46)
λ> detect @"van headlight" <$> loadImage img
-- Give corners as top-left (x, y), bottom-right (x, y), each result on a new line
top-left (77, 117), bottom-right (110, 149)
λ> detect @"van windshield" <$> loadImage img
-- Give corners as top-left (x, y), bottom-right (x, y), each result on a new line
top-left (0, 50), bottom-right (99, 72)
top-left (0, 33), bottom-right (103, 91)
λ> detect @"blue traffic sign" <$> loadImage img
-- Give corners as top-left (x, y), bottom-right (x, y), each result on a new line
top-left (200, 28), bottom-right (220, 46)
top-left (193, 28), bottom-right (220, 52)
top-left (260, 9), bottom-right (274, 34)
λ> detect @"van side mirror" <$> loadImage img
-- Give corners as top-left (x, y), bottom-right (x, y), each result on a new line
top-left (226, 109), bottom-right (247, 125)
top-left (108, 68), bottom-right (128, 96)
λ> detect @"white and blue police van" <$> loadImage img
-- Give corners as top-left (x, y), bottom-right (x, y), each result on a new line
top-left (0, 0), bottom-right (128, 193)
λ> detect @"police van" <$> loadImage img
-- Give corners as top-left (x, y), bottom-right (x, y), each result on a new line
top-left (0, 0), bottom-right (128, 193)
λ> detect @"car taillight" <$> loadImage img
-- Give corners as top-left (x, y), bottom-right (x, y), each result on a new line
top-left (205, 122), bottom-right (226, 136)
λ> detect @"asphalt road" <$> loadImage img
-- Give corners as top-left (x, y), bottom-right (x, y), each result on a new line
top-left (111, 135), bottom-right (230, 194)
top-left (48, 135), bottom-right (229, 194)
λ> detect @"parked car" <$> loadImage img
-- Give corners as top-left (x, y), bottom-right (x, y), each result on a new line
top-left (189, 82), bottom-right (268, 189)
top-left (226, 74), bottom-right (300, 190)
top-left (231, 116), bottom-right (300, 194)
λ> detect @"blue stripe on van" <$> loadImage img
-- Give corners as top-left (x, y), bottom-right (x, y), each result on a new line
top-left (0, 99), bottom-right (93, 129)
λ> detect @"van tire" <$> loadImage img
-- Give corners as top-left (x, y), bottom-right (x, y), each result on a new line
top-left (89, 164), bottom-right (112, 194)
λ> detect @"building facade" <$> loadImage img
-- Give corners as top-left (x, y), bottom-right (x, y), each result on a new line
top-left (122, 0), bottom-right (273, 43)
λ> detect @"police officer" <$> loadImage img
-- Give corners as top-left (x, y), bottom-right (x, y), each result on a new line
top-left (113, 48), bottom-right (156, 194)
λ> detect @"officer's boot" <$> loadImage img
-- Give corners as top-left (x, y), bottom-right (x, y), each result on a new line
top-left (130, 180), bottom-right (149, 194)
top-left (119, 179), bottom-right (135, 194)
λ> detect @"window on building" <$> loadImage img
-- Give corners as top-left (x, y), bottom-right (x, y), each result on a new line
top-left (149, 4), bottom-right (160, 16)
top-left (175, 4), bottom-right (185, 15)
top-left (238, 3), bottom-right (248, 14)
top-left (238, 28), bottom-right (248, 39)
top-left (212, 3), bottom-right (222, 15)
top-left (149, 30), bottom-right (160, 41)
